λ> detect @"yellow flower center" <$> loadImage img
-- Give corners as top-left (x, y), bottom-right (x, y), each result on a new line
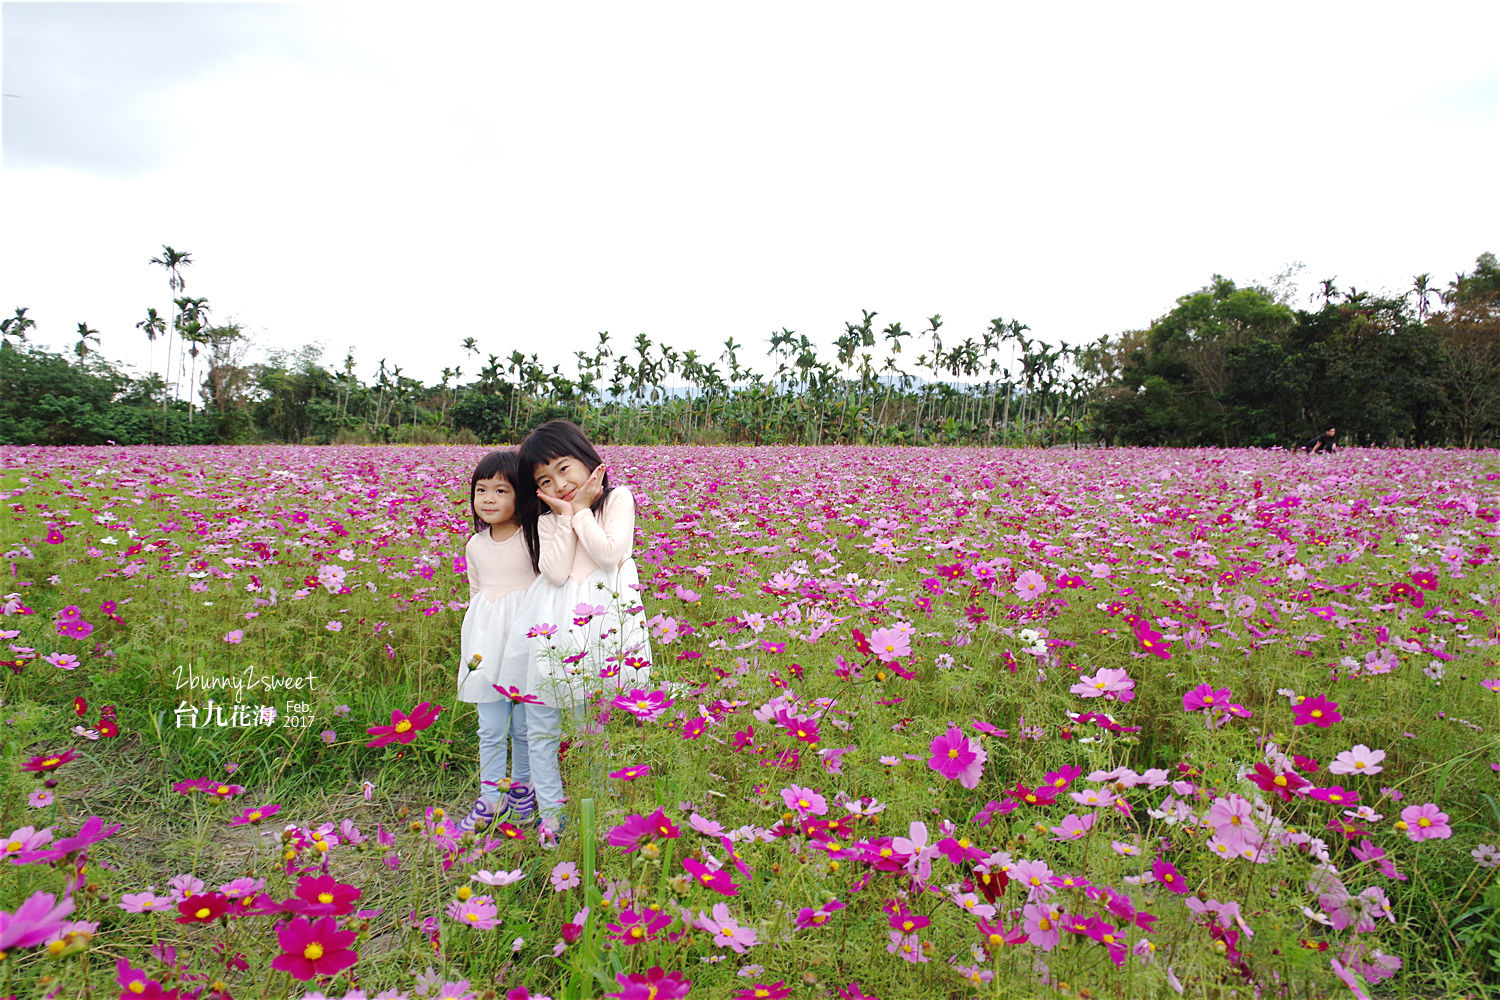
top-left (1273, 776), bottom-right (1287, 787)
top-left (1038, 917), bottom-right (1052, 931)
top-left (318, 892), bottom-right (334, 904)
top-left (128, 983), bottom-right (146, 995)
top-left (394, 720), bottom-right (412, 733)
top-left (948, 749), bottom-right (960, 759)
top-left (216, 785), bottom-right (230, 794)
top-left (631, 927), bottom-right (645, 939)
top-left (1311, 709), bottom-right (1323, 719)
top-left (304, 942), bottom-right (325, 959)
top-left (5, 841), bottom-right (19, 852)
top-left (248, 810), bottom-right (262, 822)
top-left (41, 757), bottom-right (60, 768)
top-left (1419, 817), bottom-right (1432, 828)
top-left (1203, 695), bottom-right (1214, 704)
top-left (465, 913), bottom-right (480, 922)
top-left (195, 907), bottom-right (211, 919)
top-left (799, 798), bottom-right (810, 808)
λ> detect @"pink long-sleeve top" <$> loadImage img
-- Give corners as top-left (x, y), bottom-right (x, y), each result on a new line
top-left (538, 486), bottom-right (636, 584)
top-left (464, 527), bottom-right (536, 600)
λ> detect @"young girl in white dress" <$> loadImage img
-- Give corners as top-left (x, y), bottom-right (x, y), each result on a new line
top-left (500, 420), bottom-right (652, 843)
top-left (455, 449), bottom-right (541, 833)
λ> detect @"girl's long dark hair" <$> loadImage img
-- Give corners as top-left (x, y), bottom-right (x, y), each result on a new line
top-left (518, 420), bottom-right (613, 519)
top-left (469, 449), bottom-right (540, 572)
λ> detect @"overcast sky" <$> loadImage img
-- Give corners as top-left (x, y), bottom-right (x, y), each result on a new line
top-left (2, 1), bottom-right (1497, 393)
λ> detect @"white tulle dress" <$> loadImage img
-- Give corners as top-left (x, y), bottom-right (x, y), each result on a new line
top-left (457, 527), bottom-right (537, 703)
top-left (498, 487), bottom-right (652, 711)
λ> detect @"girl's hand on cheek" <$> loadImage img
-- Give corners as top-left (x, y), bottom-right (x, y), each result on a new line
top-left (538, 490), bottom-right (572, 516)
top-left (573, 465), bottom-right (605, 512)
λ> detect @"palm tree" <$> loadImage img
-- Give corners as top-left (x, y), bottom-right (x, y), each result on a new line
top-left (1410, 273), bottom-right (1435, 322)
top-left (1, 307), bottom-right (36, 350)
top-left (149, 246), bottom-right (192, 418)
top-left (136, 307), bottom-right (166, 381)
top-left (173, 296), bottom-right (210, 422)
top-left (73, 322), bottom-right (100, 364)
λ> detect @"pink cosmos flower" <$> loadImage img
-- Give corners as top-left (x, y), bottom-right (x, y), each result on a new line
top-left (1022, 901), bottom-right (1063, 951)
top-left (697, 902), bottom-right (758, 952)
top-left (0, 891), bottom-right (76, 952)
top-left (364, 701), bottom-right (442, 748)
top-left (1014, 570), bottom-right (1048, 601)
top-left (1329, 744), bottom-right (1385, 776)
top-left (1397, 803), bottom-right (1451, 841)
top-left (1292, 695), bottom-right (1342, 727)
top-left (448, 895), bottom-right (500, 929)
top-left (867, 627), bottom-right (911, 663)
top-left (550, 862), bottom-right (581, 891)
top-left (781, 784), bottom-right (829, 817)
top-left (926, 726), bottom-right (986, 788)
top-left (223, 630), bottom-right (244, 644)
top-left (271, 915), bottom-right (358, 980)
top-left (609, 764), bottom-right (652, 781)
top-left (1071, 667), bottom-right (1135, 702)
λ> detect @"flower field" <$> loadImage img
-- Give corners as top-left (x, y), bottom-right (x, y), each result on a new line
top-left (2, 443), bottom-right (1499, 1000)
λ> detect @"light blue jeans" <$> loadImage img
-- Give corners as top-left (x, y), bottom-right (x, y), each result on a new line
top-left (476, 700), bottom-right (530, 803)
top-left (526, 704), bottom-right (590, 828)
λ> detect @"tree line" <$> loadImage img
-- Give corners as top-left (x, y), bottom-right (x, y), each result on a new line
top-left (2, 248), bottom-right (1497, 448)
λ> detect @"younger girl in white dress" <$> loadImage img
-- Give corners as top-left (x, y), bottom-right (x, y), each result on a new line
top-left (501, 420), bottom-right (652, 843)
top-left (455, 449), bottom-right (541, 833)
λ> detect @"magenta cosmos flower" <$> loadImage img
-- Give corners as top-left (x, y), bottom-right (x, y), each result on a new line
top-left (613, 689), bottom-right (674, 723)
top-left (271, 915), bottom-right (359, 980)
top-left (606, 966), bottom-right (692, 1000)
top-left (290, 874), bottom-right (363, 916)
top-left (927, 726), bottom-right (986, 789)
top-left (22, 750), bottom-right (77, 772)
top-left (1397, 803), bottom-right (1452, 842)
top-left (364, 701), bottom-right (442, 748)
top-left (1292, 695), bottom-right (1342, 728)
top-left (1181, 683), bottom-right (1232, 713)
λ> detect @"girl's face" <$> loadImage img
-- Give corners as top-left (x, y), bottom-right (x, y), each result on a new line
top-left (533, 455), bottom-right (591, 505)
top-left (473, 475), bottom-right (517, 527)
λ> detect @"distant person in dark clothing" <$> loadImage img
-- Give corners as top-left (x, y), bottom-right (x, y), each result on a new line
top-left (1302, 427), bottom-right (1337, 453)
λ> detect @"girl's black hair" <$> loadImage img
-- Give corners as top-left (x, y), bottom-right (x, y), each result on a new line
top-left (518, 420), bottom-right (613, 518)
top-left (469, 449), bottom-right (541, 572)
